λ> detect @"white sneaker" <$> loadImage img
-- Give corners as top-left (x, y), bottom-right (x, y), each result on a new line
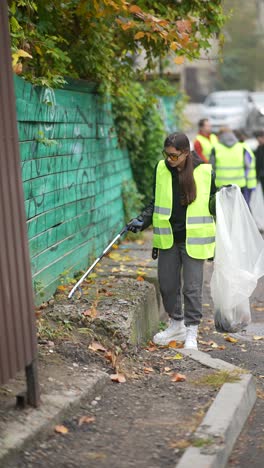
top-left (184, 325), bottom-right (198, 350)
top-left (153, 319), bottom-right (186, 345)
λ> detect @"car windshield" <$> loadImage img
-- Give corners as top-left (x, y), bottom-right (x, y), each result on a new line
top-left (205, 95), bottom-right (246, 107)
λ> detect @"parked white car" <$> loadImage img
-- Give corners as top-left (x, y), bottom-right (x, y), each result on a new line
top-left (201, 90), bottom-right (258, 134)
top-left (251, 91), bottom-right (264, 127)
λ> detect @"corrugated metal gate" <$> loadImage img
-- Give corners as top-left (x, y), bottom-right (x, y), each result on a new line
top-left (0, 0), bottom-right (40, 406)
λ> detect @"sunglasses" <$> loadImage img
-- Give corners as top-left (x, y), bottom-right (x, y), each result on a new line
top-left (162, 150), bottom-right (185, 160)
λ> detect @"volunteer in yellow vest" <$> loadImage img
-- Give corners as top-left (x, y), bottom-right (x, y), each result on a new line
top-left (210, 127), bottom-right (256, 205)
top-left (234, 128), bottom-right (257, 192)
top-left (193, 118), bottom-right (218, 163)
top-left (127, 133), bottom-right (217, 350)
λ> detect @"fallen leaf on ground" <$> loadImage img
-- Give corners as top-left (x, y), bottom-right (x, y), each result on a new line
top-left (82, 308), bottom-right (98, 318)
top-left (55, 425), bottom-right (69, 434)
top-left (110, 373), bottom-right (126, 383)
top-left (144, 367), bottom-right (154, 373)
top-left (164, 367), bottom-right (172, 372)
top-left (168, 341), bottom-right (177, 348)
top-left (257, 389), bottom-right (264, 400)
top-left (135, 240), bottom-right (144, 245)
top-left (108, 252), bottom-right (131, 262)
top-left (89, 273), bottom-right (97, 278)
top-left (168, 340), bottom-right (184, 349)
top-left (136, 276), bottom-right (145, 281)
top-left (202, 304), bottom-right (210, 307)
top-left (169, 439), bottom-right (190, 449)
top-left (104, 351), bottom-right (117, 367)
top-left (225, 336), bottom-right (238, 343)
top-left (198, 339), bottom-right (222, 349)
top-left (112, 244), bottom-right (119, 249)
top-left (88, 341), bottom-right (106, 352)
top-left (171, 373), bottom-right (186, 382)
top-left (253, 336), bottom-right (263, 341)
top-left (163, 353), bottom-right (183, 360)
top-left (211, 342), bottom-right (220, 349)
top-left (78, 416), bottom-right (96, 426)
top-left (145, 343), bottom-right (158, 352)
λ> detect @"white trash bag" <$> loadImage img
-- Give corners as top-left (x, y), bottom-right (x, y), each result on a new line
top-left (249, 182), bottom-right (264, 232)
top-left (210, 185), bottom-right (264, 333)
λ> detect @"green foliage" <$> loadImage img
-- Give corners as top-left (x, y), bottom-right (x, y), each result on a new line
top-left (33, 279), bottom-right (45, 297)
top-left (193, 370), bottom-right (241, 389)
top-left (113, 81), bottom-right (165, 202)
top-left (59, 269), bottom-right (72, 285)
top-left (8, 0), bottom-right (226, 91)
top-left (144, 78), bottom-right (179, 97)
top-left (114, 79), bottom-right (187, 202)
top-left (158, 321), bottom-right (167, 331)
top-left (122, 179), bottom-right (144, 223)
top-left (122, 179), bottom-right (144, 240)
top-left (36, 131), bottom-right (58, 146)
top-left (37, 317), bottom-right (72, 341)
top-left (192, 438), bottom-right (214, 448)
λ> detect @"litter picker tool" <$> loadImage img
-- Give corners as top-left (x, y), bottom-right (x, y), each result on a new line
top-left (68, 226), bottom-right (128, 299)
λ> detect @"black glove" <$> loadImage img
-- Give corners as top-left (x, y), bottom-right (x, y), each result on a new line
top-left (127, 218), bottom-right (144, 233)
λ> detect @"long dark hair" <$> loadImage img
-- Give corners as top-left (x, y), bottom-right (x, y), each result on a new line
top-left (164, 132), bottom-right (196, 205)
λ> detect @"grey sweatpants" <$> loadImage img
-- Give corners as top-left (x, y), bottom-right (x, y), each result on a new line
top-left (158, 242), bottom-right (204, 326)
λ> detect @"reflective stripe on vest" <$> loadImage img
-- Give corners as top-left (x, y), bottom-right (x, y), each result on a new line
top-left (154, 206), bottom-right (171, 215)
top-left (153, 161), bottom-right (215, 259)
top-left (196, 133), bottom-right (218, 160)
top-left (243, 144), bottom-right (257, 189)
top-left (214, 142), bottom-right (246, 188)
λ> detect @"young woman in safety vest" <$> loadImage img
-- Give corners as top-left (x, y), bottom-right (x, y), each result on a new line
top-left (127, 132), bottom-right (217, 350)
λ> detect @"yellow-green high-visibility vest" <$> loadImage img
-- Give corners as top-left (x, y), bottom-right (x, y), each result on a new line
top-left (196, 133), bottom-right (218, 160)
top-left (214, 142), bottom-right (246, 188)
top-left (243, 144), bottom-right (257, 189)
top-left (153, 161), bottom-right (215, 259)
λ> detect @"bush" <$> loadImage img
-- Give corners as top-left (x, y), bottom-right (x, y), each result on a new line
top-left (113, 79), bottom-right (187, 204)
top-left (113, 81), bottom-right (165, 204)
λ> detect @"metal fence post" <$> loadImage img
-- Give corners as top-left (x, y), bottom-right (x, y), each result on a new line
top-left (0, 0), bottom-right (40, 407)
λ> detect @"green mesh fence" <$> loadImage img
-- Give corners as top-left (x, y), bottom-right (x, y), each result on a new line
top-left (15, 77), bottom-right (132, 302)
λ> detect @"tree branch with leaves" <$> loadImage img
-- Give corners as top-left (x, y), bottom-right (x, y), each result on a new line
top-left (9, 0), bottom-right (226, 90)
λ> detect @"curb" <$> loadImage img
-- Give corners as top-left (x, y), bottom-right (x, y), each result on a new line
top-left (176, 350), bottom-right (257, 468)
top-left (0, 369), bottom-right (109, 466)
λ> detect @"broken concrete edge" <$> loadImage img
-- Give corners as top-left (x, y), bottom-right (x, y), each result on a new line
top-left (0, 370), bottom-right (110, 467)
top-left (176, 350), bottom-right (257, 468)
